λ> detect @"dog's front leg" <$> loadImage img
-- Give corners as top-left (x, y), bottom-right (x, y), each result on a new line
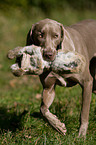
top-left (79, 76), bottom-right (93, 137)
top-left (40, 85), bottom-right (67, 135)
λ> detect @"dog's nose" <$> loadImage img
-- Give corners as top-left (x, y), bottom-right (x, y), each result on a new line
top-left (43, 52), bottom-right (53, 60)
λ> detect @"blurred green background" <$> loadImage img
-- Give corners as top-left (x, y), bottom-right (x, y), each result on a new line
top-left (0, 0), bottom-right (96, 144)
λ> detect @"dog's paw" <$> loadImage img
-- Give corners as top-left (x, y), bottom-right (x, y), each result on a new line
top-left (56, 122), bottom-right (67, 136)
top-left (78, 122), bottom-right (88, 138)
top-left (42, 109), bottom-right (67, 136)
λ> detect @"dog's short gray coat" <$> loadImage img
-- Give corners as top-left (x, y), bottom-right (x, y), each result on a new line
top-left (26, 19), bottom-right (96, 137)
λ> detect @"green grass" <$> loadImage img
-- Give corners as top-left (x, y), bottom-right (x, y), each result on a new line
top-left (0, 7), bottom-right (96, 144)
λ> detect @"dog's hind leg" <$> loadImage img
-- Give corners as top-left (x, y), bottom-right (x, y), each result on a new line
top-left (40, 84), bottom-right (67, 135)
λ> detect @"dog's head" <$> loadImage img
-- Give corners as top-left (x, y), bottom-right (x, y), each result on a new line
top-left (26, 19), bottom-right (64, 61)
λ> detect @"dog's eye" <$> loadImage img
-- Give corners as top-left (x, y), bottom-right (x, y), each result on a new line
top-left (54, 34), bottom-right (58, 38)
top-left (38, 32), bottom-right (44, 38)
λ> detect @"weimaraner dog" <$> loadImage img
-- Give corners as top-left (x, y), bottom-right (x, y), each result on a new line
top-left (26, 19), bottom-right (96, 137)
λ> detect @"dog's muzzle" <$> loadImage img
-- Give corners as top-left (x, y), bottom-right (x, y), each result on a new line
top-left (43, 50), bottom-right (56, 61)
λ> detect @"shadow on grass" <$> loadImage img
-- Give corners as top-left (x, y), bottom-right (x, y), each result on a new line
top-left (0, 107), bottom-right (28, 134)
top-left (31, 112), bottom-right (42, 119)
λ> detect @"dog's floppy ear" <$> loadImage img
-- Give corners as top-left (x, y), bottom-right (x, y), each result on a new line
top-left (60, 24), bottom-right (64, 39)
top-left (56, 23), bottom-right (65, 50)
top-left (60, 24), bottom-right (75, 52)
top-left (26, 24), bottom-right (35, 46)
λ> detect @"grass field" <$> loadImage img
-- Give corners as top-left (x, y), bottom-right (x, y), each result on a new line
top-left (0, 7), bottom-right (96, 144)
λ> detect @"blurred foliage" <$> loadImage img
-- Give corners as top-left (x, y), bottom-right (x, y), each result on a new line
top-left (0, 0), bottom-right (96, 14)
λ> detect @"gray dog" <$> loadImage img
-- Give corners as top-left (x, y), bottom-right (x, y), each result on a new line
top-left (26, 19), bottom-right (96, 137)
